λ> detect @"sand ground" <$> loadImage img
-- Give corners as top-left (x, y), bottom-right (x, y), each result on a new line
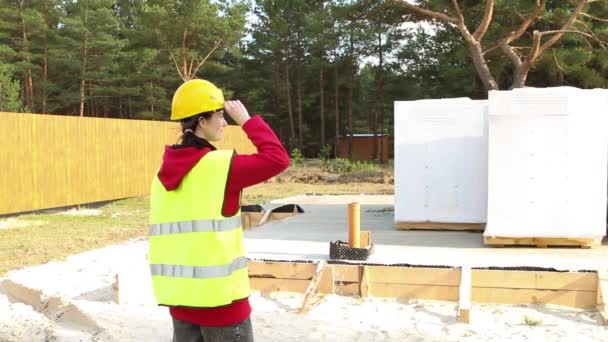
top-left (1, 195), bottom-right (607, 341)
top-left (1, 238), bottom-right (607, 342)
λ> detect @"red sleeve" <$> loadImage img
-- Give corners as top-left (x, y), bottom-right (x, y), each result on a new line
top-left (222, 115), bottom-right (290, 216)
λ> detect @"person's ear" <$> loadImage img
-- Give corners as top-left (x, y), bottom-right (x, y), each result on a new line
top-left (198, 118), bottom-right (206, 128)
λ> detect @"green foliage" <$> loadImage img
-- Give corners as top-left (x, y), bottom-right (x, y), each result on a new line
top-left (0, 63), bottom-right (23, 112)
top-left (0, 0), bottom-right (604, 153)
top-left (327, 158), bottom-right (352, 173)
top-left (290, 148), bottom-right (303, 165)
top-left (319, 143), bottom-right (333, 170)
top-left (322, 158), bottom-right (378, 174)
top-left (397, 25), bottom-right (482, 98)
top-left (319, 144), bottom-right (332, 162)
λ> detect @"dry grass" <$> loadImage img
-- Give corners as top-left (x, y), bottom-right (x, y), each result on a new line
top-left (523, 315), bottom-right (543, 326)
top-left (243, 182), bottom-right (393, 204)
top-left (0, 197), bottom-right (149, 275)
top-left (0, 161), bottom-right (393, 275)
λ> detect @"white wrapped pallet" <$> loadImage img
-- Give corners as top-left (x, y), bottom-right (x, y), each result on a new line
top-left (485, 87), bottom-right (608, 241)
top-left (394, 98), bottom-right (488, 229)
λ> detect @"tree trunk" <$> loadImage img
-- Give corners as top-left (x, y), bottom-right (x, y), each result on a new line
top-left (181, 28), bottom-right (188, 80)
top-left (512, 63), bottom-right (532, 88)
top-left (373, 32), bottom-right (383, 161)
top-left (380, 101), bottom-right (385, 164)
top-left (347, 34), bottom-right (354, 161)
top-left (79, 3), bottom-right (89, 117)
top-left (285, 63), bottom-right (295, 147)
top-left (458, 27), bottom-right (498, 91)
top-left (149, 82), bottom-right (154, 119)
top-left (319, 60), bottom-right (325, 149)
top-left (334, 62), bottom-right (339, 158)
top-left (273, 63), bottom-right (281, 117)
top-left (378, 27), bottom-right (386, 162)
top-left (88, 80), bottom-right (94, 116)
top-left (26, 72), bottom-right (33, 112)
top-left (41, 0), bottom-right (50, 114)
top-left (296, 62), bottom-right (303, 150)
top-left (42, 36), bottom-right (48, 113)
top-left (18, 0), bottom-right (34, 112)
top-left (332, 20), bottom-right (341, 159)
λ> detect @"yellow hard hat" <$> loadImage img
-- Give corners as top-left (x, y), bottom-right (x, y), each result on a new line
top-left (171, 79), bottom-right (225, 121)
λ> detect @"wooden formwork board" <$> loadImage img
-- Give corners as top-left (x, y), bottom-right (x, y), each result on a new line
top-left (241, 213), bottom-right (264, 229)
top-left (458, 266), bottom-right (471, 323)
top-left (395, 221), bottom-right (485, 232)
top-left (241, 212), bottom-right (299, 229)
top-left (597, 271), bottom-right (608, 324)
top-left (484, 236), bottom-right (602, 249)
top-left (248, 261), bottom-right (599, 309)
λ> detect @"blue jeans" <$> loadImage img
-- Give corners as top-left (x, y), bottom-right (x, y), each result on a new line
top-left (172, 317), bottom-right (254, 342)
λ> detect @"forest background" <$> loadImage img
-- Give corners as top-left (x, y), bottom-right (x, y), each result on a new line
top-left (0, 0), bottom-right (606, 157)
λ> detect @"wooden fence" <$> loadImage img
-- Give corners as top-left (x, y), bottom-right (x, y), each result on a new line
top-left (0, 112), bottom-right (256, 215)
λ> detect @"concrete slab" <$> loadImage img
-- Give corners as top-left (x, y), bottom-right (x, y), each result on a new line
top-left (245, 202), bottom-right (608, 271)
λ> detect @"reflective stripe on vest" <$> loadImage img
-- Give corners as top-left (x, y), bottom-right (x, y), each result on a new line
top-left (150, 256), bottom-right (247, 278)
top-left (149, 216), bottom-right (242, 236)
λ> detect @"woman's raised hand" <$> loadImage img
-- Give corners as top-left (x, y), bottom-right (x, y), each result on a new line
top-left (224, 100), bottom-right (251, 126)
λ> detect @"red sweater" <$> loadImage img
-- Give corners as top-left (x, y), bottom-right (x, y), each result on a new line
top-left (156, 115), bottom-right (290, 327)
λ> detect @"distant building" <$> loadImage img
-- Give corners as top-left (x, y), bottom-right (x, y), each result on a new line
top-left (336, 134), bottom-right (389, 162)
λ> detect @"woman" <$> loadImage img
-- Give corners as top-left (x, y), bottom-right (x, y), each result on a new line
top-left (148, 79), bottom-right (290, 342)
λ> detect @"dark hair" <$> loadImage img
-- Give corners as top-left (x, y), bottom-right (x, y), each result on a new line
top-left (178, 112), bottom-right (213, 145)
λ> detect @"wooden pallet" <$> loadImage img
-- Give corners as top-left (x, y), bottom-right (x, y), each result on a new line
top-left (484, 236), bottom-right (602, 248)
top-left (395, 221), bottom-right (485, 232)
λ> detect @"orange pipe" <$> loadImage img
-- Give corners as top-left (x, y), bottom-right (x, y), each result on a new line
top-left (348, 203), bottom-right (360, 248)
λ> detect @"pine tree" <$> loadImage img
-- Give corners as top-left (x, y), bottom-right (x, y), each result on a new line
top-left (58, 0), bottom-right (122, 116)
top-left (0, 62), bottom-right (23, 112)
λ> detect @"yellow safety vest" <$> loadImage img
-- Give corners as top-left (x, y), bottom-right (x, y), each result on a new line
top-left (148, 149), bottom-right (249, 307)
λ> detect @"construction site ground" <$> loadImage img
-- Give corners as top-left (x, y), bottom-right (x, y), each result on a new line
top-left (247, 195), bottom-right (608, 270)
top-left (1, 194), bottom-right (607, 341)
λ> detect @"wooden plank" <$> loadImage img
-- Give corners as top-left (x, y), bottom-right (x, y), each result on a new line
top-left (360, 266), bottom-right (369, 298)
top-left (458, 266), bottom-right (471, 323)
top-left (597, 271), bottom-right (608, 325)
top-left (299, 261), bottom-right (327, 314)
top-left (333, 265), bottom-right (359, 283)
top-left (334, 283), bottom-right (360, 296)
top-left (247, 262), bottom-right (599, 310)
top-left (257, 210), bottom-right (273, 226)
top-left (241, 213), bottom-right (263, 229)
top-left (360, 231), bottom-right (371, 248)
top-left (370, 283), bottom-right (460, 301)
top-left (396, 221), bottom-right (484, 231)
top-left (317, 265), bottom-right (334, 294)
top-left (248, 261), bottom-right (316, 280)
top-left (268, 212), bottom-right (298, 221)
top-left (114, 274), bottom-right (119, 304)
top-left (484, 236), bottom-right (601, 248)
top-left (367, 266), bottom-right (460, 286)
top-left (472, 288), bottom-right (596, 309)
top-left (249, 278), bottom-right (310, 293)
top-left (472, 270), bottom-right (597, 291)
